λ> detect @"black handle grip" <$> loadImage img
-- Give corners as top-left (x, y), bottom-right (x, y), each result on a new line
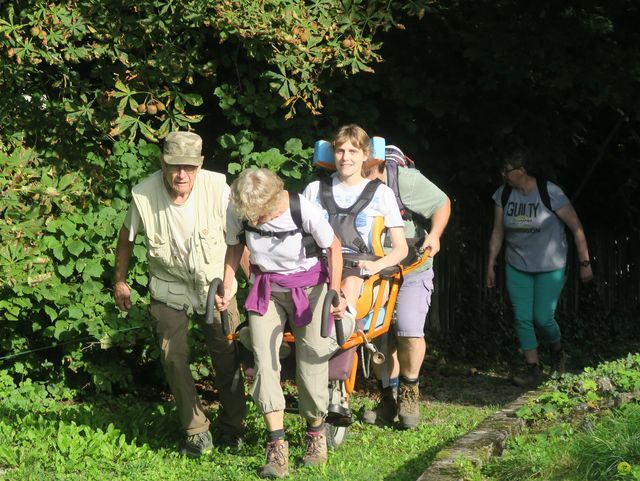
top-left (206, 278), bottom-right (230, 335)
top-left (321, 289), bottom-right (344, 345)
top-left (334, 317), bottom-right (345, 347)
top-left (321, 289), bottom-right (339, 337)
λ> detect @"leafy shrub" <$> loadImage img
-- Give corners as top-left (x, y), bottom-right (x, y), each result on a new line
top-left (516, 353), bottom-right (640, 424)
top-left (0, 140), bottom-right (159, 392)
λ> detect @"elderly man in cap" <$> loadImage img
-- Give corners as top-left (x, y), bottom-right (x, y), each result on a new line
top-left (114, 131), bottom-right (246, 457)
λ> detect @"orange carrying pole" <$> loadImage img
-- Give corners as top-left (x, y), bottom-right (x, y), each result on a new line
top-left (344, 350), bottom-right (359, 395)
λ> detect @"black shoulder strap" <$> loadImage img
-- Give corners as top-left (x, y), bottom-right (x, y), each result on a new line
top-left (319, 177), bottom-right (381, 215)
top-left (348, 178), bottom-right (382, 214)
top-left (501, 181), bottom-right (554, 212)
top-left (319, 177), bottom-right (338, 214)
top-left (538, 179), bottom-right (552, 211)
top-left (385, 159), bottom-right (412, 220)
top-left (385, 160), bottom-right (402, 207)
top-left (289, 192), bottom-right (303, 230)
top-left (500, 184), bottom-right (512, 209)
top-left (290, 193), bottom-right (321, 258)
top-left (241, 222), bottom-right (302, 241)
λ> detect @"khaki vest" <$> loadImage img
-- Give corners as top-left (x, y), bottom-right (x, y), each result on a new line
top-left (132, 169), bottom-right (237, 315)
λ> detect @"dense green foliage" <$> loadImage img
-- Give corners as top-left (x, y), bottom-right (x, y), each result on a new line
top-left (1, 1), bottom-right (639, 391)
top-left (516, 353), bottom-right (640, 423)
top-left (0, 0), bottom-right (415, 390)
top-left (0, 139), bottom-right (160, 391)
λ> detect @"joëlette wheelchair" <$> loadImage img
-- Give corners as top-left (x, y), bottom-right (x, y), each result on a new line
top-left (205, 218), bottom-right (429, 447)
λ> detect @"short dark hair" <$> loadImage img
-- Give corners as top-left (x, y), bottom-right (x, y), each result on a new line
top-left (362, 159), bottom-right (385, 178)
top-left (502, 147), bottom-right (532, 173)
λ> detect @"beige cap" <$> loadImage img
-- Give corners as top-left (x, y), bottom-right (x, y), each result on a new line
top-left (161, 131), bottom-right (204, 166)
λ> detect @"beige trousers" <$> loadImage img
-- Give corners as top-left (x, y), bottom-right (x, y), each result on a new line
top-left (248, 283), bottom-right (332, 422)
top-left (149, 297), bottom-right (245, 436)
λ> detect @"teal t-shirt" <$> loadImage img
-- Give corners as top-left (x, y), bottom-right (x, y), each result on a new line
top-left (492, 180), bottom-right (570, 272)
top-left (394, 167), bottom-right (448, 272)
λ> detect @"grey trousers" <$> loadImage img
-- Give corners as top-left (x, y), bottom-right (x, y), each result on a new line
top-left (248, 283), bottom-right (332, 422)
top-left (149, 298), bottom-right (246, 436)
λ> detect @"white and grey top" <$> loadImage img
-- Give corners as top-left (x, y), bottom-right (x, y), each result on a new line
top-left (492, 181), bottom-right (570, 272)
top-left (226, 194), bottom-right (334, 275)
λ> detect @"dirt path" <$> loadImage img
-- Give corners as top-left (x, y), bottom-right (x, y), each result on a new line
top-left (355, 341), bottom-right (640, 409)
top-left (355, 355), bottom-right (526, 409)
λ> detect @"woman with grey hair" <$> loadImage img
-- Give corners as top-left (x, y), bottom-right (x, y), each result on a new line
top-left (216, 168), bottom-right (346, 478)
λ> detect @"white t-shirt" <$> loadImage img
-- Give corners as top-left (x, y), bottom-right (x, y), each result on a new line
top-left (303, 176), bottom-right (404, 253)
top-left (124, 184), bottom-right (230, 272)
top-left (226, 194), bottom-right (335, 274)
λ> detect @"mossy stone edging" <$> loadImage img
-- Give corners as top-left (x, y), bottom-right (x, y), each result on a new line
top-left (416, 390), bottom-right (540, 481)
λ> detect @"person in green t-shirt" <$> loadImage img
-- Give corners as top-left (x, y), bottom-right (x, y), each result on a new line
top-left (361, 146), bottom-right (451, 429)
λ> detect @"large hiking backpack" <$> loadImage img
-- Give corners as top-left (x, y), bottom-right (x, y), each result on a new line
top-left (319, 177), bottom-right (383, 255)
top-left (384, 145), bottom-right (433, 227)
top-left (241, 193), bottom-right (319, 258)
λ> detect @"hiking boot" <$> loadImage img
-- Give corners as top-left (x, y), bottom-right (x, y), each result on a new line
top-left (397, 383), bottom-right (421, 430)
top-left (302, 429), bottom-right (328, 467)
top-left (179, 430), bottom-right (213, 458)
top-left (511, 363), bottom-right (546, 387)
top-left (216, 431), bottom-right (243, 449)
top-left (362, 387), bottom-right (398, 426)
top-left (259, 439), bottom-right (289, 479)
top-left (550, 349), bottom-right (568, 377)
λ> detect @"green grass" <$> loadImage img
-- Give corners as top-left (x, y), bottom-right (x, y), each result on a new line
top-left (572, 404), bottom-right (640, 480)
top-left (451, 353), bottom-right (640, 481)
top-left (463, 401), bottom-right (640, 481)
top-left (448, 353), bottom-right (640, 481)
top-left (0, 385), bottom-right (492, 481)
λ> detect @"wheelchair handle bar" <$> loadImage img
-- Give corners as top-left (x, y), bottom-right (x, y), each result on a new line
top-left (321, 289), bottom-right (344, 346)
top-left (205, 278), bottom-right (230, 336)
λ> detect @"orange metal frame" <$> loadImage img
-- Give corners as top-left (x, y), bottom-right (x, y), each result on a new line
top-left (338, 218), bottom-right (430, 393)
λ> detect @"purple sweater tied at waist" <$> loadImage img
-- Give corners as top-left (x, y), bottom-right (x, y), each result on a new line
top-left (245, 261), bottom-right (329, 327)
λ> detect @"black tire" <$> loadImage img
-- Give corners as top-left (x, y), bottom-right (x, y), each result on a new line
top-left (326, 423), bottom-right (348, 448)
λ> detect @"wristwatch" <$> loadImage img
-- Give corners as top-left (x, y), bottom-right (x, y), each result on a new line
top-left (579, 259), bottom-right (591, 267)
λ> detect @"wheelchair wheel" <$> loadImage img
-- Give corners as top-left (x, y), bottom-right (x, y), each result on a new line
top-left (326, 423), bottom-right (348, 448)
top-left (326, 379), bottom-right (351, 448)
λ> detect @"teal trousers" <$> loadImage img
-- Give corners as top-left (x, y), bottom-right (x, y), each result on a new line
top-left (505, 264), bottom-right (566, 351)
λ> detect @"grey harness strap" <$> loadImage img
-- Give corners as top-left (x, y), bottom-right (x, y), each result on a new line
top-left (319, 177), bottom-right (383, 255)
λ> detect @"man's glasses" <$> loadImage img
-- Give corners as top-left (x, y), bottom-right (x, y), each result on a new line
top-left (501, 166), bottom-right (519, 175)
top-left (164, 164), bottom-right (199, 174)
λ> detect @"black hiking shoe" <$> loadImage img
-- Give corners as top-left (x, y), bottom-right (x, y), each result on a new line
top-left (216, 431), bottom-right (243, 449)
top-left (550, 349), bottom-right (568, 377)
top-left (397, 383), bottom-right (421, 430)
top-left (179, 430), bottom-right (213, 458)
top-left (511, 363), bottom-right (546, 388)
top-left (362, 387), bottom-right (398, 426)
